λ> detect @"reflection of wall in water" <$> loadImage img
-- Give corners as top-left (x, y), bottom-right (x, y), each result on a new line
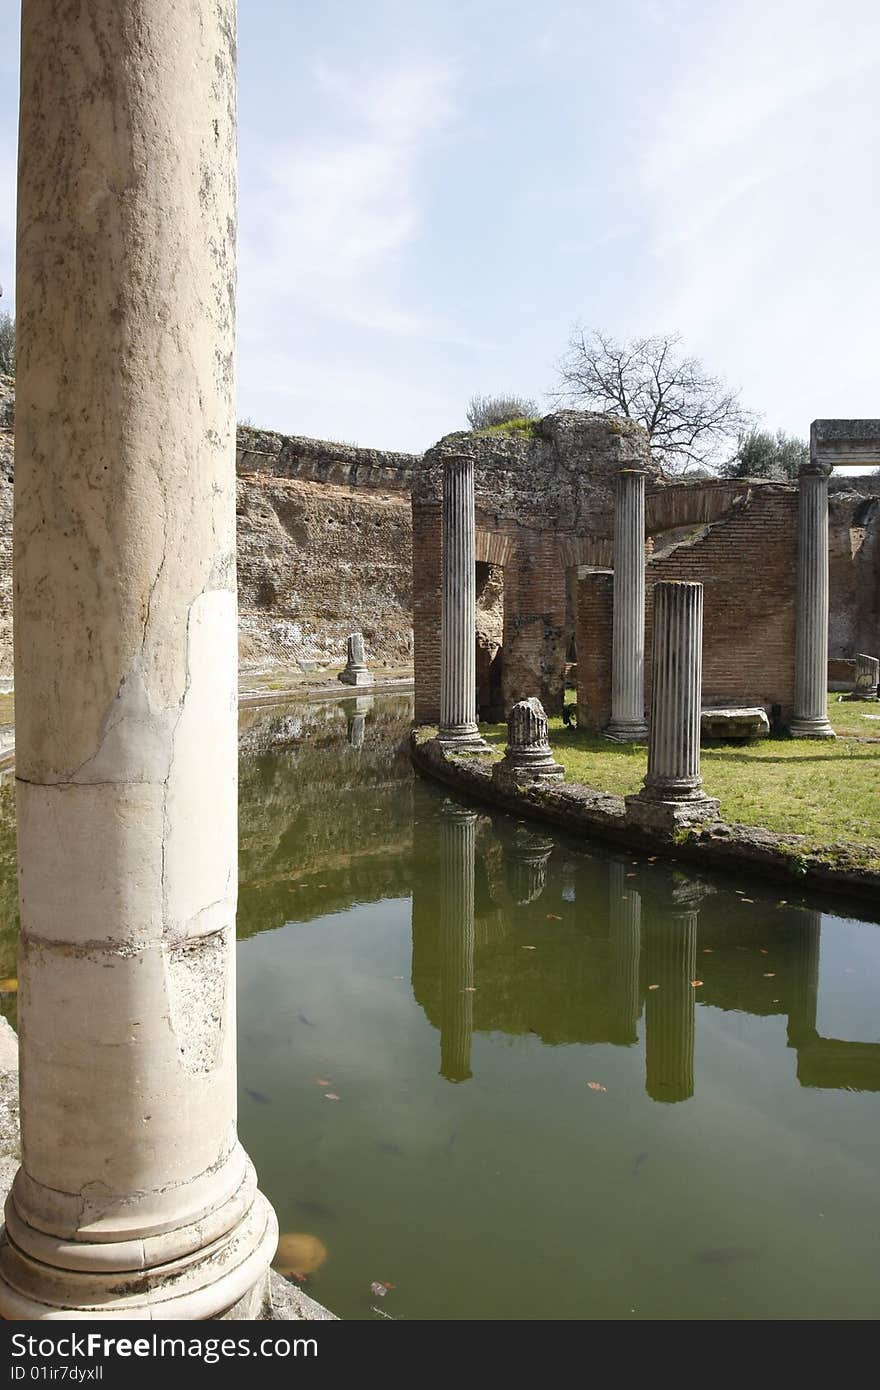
top-left (237, 695), bottom-right (414, 939)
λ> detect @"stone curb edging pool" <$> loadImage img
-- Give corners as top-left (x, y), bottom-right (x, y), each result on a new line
top-left (410, 729), bottom-right (880, 910)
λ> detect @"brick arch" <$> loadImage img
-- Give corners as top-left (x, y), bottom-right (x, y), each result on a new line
top-left (475, 530), bottom-right (512, 567)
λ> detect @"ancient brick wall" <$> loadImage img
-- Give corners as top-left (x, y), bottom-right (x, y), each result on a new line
top-left (412, 413), bottom-right (653, 722)
top-left (576, 571), bottom-right (614, 730)
top-left (576, 481), bottom-right (880, 727)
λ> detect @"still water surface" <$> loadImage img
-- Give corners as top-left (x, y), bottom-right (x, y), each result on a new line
top-left (236, 694), bottom-right (880, 1320)
top-left (0, 692), bottom-right (878, 1319)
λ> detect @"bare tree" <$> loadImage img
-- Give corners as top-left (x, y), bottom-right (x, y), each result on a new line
top-left (553, 328), bottom-right (754, 474)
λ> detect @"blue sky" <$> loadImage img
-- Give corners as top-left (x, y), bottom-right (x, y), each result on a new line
top-left (1, 0), bottom-right (878, 451)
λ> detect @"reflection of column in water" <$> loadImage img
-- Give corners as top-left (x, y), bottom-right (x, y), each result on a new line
top-left (508, 828), bottom-right (555, 905)
top-left (608, 863), bottom-right (641, 1045)
top-left (439, 804), bottom-right (478, 1082)
top-left (786, 909), bottom-right (820, 1048)
top-left (644, 889), bottom-right (699, 1103)
top-left (347, 714), bottom-right (365, 749)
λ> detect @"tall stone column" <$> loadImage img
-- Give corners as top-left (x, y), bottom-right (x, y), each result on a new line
top-left (606, 468), bottom-right (648, 741)
top-left (439, 454), bottom-right (487, 751)
top-left (607, 864), bottom-right (641, 1046)
top-left (0, 1), bottom-right (277, 1319)
top-left (438, 805), bottom-right (477, 1082)
top-left (791, 461), bottom-right (835, 738)
top-left (644, 892), bottom-right (699, 1103)
top-left (625, 581), bottom-right (720, 830)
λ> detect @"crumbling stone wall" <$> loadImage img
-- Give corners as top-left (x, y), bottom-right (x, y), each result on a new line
top-left (412, 413), bottom-right (654, 721)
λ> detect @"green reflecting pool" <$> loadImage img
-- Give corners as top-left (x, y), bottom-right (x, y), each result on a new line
top-left (235, 693), bottom-right (880, 1320)
top-left (1, 692), bottom-right (879, 1320)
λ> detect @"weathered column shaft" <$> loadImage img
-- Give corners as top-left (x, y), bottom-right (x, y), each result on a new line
top-left (608, 863), bottom-right (641, 1045)
top-left (644, 908), bottom-right (697, 1104)
top-left (0, 0), bottom-right (276, 1319)
top-left (439, 455), bottom-right (485, 749)
top-left (439, 808), bottom-right (477, 1082)
top-left (607, 469), bottom-right (648, 740)
top-left (791, 463), bottom-right (835, 737)
top-left (646, 581), bottom-right (704, 795)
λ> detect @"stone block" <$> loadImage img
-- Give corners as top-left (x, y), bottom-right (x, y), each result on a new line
top-left (700, 707), bottom-right (770, 741)
top-left (625, 793), bottom-right (721, 833)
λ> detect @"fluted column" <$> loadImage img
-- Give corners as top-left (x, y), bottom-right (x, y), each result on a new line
top-left (606, 468), bottom-right (648, 741)
top-left (791, 461), bottom-right (835, 738)
top-left (438, 805), bottom-right (477, 1082)
top-left (608, 864), bottom-right (641, 1045)
top-left (644, 899), bottom-right (698, 1103)
top-left (625, 581), bottom-right (720, 830)
top-left (439, 454), bottom-right (487, 751)
top-left (0, 0), bottom-right (277, 1320)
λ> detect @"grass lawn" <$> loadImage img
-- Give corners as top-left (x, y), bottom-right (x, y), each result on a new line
top-left (481, 694), bottom-right (880, 857)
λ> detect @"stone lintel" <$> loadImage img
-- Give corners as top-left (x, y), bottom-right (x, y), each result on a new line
top-left (810, 419), bottom-right (880, 469)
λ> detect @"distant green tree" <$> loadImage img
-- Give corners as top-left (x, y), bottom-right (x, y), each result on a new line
top-left (0, 312), bottom-right (14, 376)
top-left (721, 427), bottom-right (808, 481)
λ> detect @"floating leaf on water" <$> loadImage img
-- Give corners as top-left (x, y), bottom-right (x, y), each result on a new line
top-left (0, 977), bottom-right (17, 993)
top-left (587, 1081), bottom-right (607, 1091)
top-left (274, 1233), bottom-right (328, 1278)
top-left (324, 1093), bottom-right (340, 1101)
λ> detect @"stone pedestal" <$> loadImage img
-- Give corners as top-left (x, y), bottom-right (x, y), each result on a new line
top-left (493, 697), bottom-right (564, 788)
top-left (625, 582), bottom-right (720, 831)
top-left (791, 462), bottom-right (836, 738)
top-left (606, 469), bottom-right (649, 741)
top-left (338, 632), bottom-right (374, 687)
top-left (853, 653), bottom-right (879, 701)
top-left (0, 0), bottom-right (278, 1320)
top-left (438, 805), bottom-right (477, 1083)
top-left (439, 455), bottom-right (487, 752)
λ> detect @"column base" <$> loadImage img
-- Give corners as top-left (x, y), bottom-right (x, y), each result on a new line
top-left (492, 754), bottom-right (564, 788)
top-left (604, 719), bottom-right (649, 743)
top-left (437, 725), bottom-right (489, 754)
top-left (0, 1171), bottom-right (278, 1321)
top-left (789, 716), bottom-right (836, 739)
top-left (625, 792), bottom-right (721, 833)
top-left (338, 667), bottom-right (374, 687)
